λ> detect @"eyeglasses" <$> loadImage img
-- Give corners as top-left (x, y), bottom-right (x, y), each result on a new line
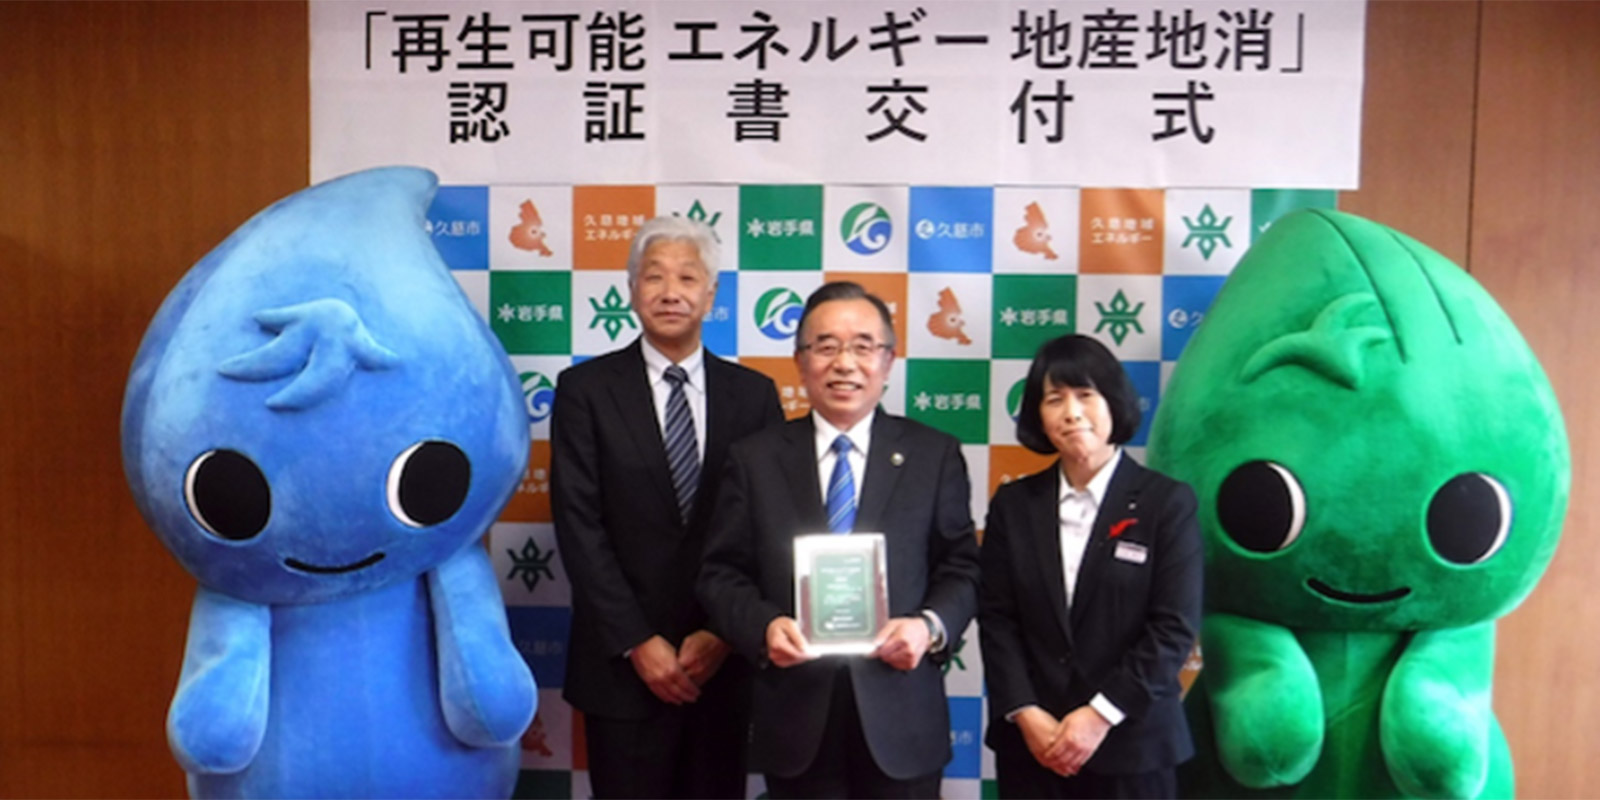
top-left (798, 339), bottom-right (891, 360)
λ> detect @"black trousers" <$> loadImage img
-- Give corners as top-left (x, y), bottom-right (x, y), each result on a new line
top-left (583, 663), bottom-right (751, 799)
top-left (995, 746), bottom-right (1176, 800)
top-left (764, 665), bottom-right (944, 800)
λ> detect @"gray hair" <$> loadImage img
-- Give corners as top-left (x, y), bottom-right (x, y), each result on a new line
top-left (625, 215), bottom-right (720, 286)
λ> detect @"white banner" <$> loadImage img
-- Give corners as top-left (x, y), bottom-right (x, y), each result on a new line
top-left (311, 0), bottom-right (1365, 188)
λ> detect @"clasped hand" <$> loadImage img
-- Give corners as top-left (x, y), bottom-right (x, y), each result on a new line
top-left (764, 616), bottom-right (930, 671)
top-left (1016, 705), bottom-right (1111, 777)
top-left (629, 631), bottom-right (730, 705)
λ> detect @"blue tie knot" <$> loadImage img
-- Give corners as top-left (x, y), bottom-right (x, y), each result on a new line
top-left (664, 364), bottom-right (688, 387)
top-left (832, 434), bottom-right (853, 456)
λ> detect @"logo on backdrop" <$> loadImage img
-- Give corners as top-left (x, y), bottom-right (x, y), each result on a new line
top-left (1181, 204), bottom-right (1233, 260)
top-left (1012, 202), bottom-right (1058, 260)
top-left (1095, 290), bottom-right (1145, 345)
top-left (1168, 307), bottom-right (1204, 330)
top-left (841, 202), bottom-right (893, 255)
top-left (926, 287), bottom-right (972, 345)
top-left (508, 200), bottom-right (554, 256)
top-left (1007, 379), bottom-right (1026, 421)
top-left (754, 287), bottom-right (804, 341)
top-left (589, 286), bottom-right (637, 341)
top-left (520, 371), bottom-right (556, 424)
top-left (506, 536), bottom-right (556, 592)
top-left (522, 715), bottom-right (554, 757)
top-left (677, 199), bottom-right (724, 242)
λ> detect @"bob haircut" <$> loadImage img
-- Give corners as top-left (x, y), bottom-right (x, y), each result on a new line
top-left (625, 215), bottom-right (720, 285)
top-left (1015, 334), bottom-right (1143, 455)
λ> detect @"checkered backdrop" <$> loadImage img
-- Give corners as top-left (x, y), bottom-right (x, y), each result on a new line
top-left (432, 184), bottom-right (1336, 798)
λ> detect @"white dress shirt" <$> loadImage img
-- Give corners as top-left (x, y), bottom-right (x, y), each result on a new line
top-left (1060, 448), bottom-right (1126, 726)
top-left (811, 410), bottom-right (872, 510)
top-left (1007, 448), bottom-right (1128, 727)
top-left (640, 337), bottom-right (706, 465)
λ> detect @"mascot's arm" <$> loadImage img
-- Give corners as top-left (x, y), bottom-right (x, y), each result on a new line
top-left (1381, 621), bottom-right (1495, 799)
top-left (430, 544), bottom-right (539, 748)
top-left (1204, 612), bottom-right (1324, 788)
top-left (166, 588), bottom-right (271, 774)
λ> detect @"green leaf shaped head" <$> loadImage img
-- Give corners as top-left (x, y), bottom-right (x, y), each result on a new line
top-left (1149, 209), bottom-right (1568, 631)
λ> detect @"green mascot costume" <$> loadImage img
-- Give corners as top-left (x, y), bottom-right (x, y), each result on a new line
top-left (1148, 209), bottom-right (1568, 799)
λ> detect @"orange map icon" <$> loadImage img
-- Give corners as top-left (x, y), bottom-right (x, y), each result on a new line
top-left (508, 200), bottom-right (554, 256)
top-left (1013, 201), bottom-right (1058, 260)
top-left (927, 287), bottom-right (972, 345)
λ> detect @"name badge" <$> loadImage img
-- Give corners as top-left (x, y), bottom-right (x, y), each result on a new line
top-left (1113, 541), bottom-right (1148, 565)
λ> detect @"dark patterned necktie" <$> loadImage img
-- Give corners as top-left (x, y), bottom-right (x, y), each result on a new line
top-left (662, 365), bottom-right (700, 522)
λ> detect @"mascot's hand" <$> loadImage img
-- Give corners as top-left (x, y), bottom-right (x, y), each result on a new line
top-left (1381, 622), bottom-right (1495, 799)
top-left (1204, 613), bottom-right (1324, 788)
top-left (430, 545), bottom-right (538, 748)
top-left (167, 589), bottom-right (271, 774)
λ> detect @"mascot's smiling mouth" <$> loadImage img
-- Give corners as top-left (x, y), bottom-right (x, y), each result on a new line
top-left (285, 552), bottom-right (387, 574)
top-left (1307, 578), bottom-right (1412, 604)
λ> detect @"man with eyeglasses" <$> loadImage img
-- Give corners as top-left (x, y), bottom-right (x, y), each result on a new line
top-left (699, 281), bottom-right (980, 798)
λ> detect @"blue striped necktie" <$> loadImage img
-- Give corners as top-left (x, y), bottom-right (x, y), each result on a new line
top-left (662, 365), bottom-right (700, 522)
top-left (826, 434), bottom-right (856, 534)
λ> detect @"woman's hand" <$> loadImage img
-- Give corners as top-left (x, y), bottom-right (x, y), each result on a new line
top-left (1041, 705), bottom-right (1112, 776)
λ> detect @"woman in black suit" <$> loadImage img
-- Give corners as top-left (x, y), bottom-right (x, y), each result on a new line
top-left (980, 334), bottom-right (1203, 799)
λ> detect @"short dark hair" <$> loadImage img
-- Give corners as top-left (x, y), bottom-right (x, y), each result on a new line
top-left (795, 281), bottom-right (897, 352)
top-left (1015, 334), bottom-right (1142, 454)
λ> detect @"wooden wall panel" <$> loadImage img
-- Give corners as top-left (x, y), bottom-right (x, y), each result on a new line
top-left (1472, 3), bottom-right (1600, 797)
top-left (1340, 0), bottom-right (1478, 265)
top-left (0, 2), bottom-right (308, 795)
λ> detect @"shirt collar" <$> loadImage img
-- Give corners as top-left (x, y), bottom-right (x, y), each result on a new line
top-left (813, 409), bottom-right (875, 462)
top-left (1059, 447), bottom-right (1123, 506)
top-left (639, 336), bottom-right (705, 389)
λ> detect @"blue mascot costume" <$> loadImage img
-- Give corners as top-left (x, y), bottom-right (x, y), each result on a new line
top-left (121, 167), bottom-right (536, 798)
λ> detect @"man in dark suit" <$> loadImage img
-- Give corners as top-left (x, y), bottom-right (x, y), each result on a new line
top-left (551, 216), bottom-right (783, 799)
top-left (698, 281), bottom-right (981, 799)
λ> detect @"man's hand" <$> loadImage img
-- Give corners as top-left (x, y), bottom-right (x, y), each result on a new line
top-left (1041, 705), bottom-right (1112, 776)
top-left (869, 616), bottom-right (932, 671)
top-left (765, 617), bottom-right (814, 667)
top-left (1014, 706), bottom-right (1071, 775)
top-left (676, 629), bottom-right (731, 686)
top-left (629, 635), bottom-right (700, 705)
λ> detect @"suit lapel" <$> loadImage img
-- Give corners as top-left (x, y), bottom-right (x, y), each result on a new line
top-left (701, 354), bottom-right (736, 482)
top-left (605, 340), bottom-right (679, 525)
top-left (853, 411), bottom-right (904, 534)
top-left (1025, 465), bottom-right (1075, 645)
top-left (1069, 455), bottom-right (1145, 631)
top-left (779, 416), bottom-right (828, 534)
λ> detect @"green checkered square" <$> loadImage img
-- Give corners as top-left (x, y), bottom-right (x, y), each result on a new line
top-left (992, 274), bottom-right (1076, 358)
top-left (490, 271), bottom-right (572, 355)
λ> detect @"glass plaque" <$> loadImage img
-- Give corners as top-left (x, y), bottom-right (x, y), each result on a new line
top-left (794, 533), bottom-right (889, 656)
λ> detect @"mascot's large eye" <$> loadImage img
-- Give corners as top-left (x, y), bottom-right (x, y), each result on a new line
top-left (387, 441), bottom-right (471, 528)
top-left (1426, 473), bottom-right (1512, 564)
top-left (1217, 461), bottom-right (1306, 553)
top-left (185, 450), bottom-right (270, 541)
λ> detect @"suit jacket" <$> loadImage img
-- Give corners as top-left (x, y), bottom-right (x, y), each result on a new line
top-left (551, 339), bottom-right (782, 719)
top-left (979, 454), bottom-right (1203, 775)
top-left (696, 412), bottom-right (981, 780)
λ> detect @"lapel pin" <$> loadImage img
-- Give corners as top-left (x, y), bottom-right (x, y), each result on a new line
top-left (890, 452), bottom-right (904, 467)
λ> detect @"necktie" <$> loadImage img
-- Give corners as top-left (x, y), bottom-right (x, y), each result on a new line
top-left (826, 434), bottom-right (856, 534)
top-left (662, 365), bottom-right (700, 522)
